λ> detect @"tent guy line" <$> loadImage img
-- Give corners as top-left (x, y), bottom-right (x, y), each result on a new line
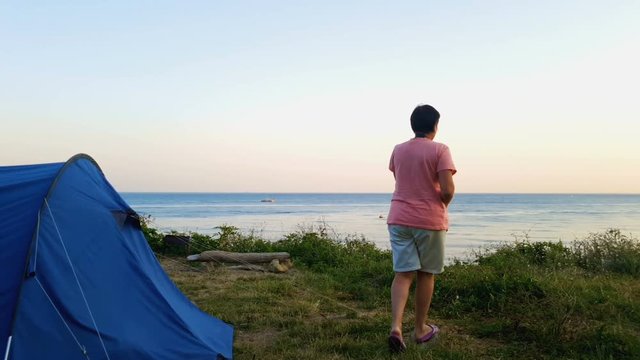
top-left (44, 198), bottom-right (111, 360)
top-left (34, 277), bottom-right (88, 359)
top-left (32, 212), bottom-right (40, 274)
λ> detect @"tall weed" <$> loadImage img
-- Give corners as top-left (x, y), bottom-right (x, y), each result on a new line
top-left (572, 229), bottom-right (640, 276)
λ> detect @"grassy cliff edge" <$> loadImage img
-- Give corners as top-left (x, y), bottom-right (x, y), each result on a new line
top-left (145, 224), bottom-right (640, 359)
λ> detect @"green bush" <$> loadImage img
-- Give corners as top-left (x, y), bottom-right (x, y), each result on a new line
top-left (573, 229), bottom-right (640, 277)
top-left (207, 225), bottom-right (275, 253)
top-left (435, 264), bottom-right (545, 316)
top-left (269, 228), bottom-right (393, 304)
top-left (189, 232), bottom-right (219, 254)
top-left (140, 216), bottom-right (164, 252)
top-left (273, 230), bottom-right (344, 271)
top-left (576, 324), bottom-right (640, 360)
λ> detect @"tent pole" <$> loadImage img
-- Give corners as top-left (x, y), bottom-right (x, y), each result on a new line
top-left (3, 336), bottom-right (12, 360)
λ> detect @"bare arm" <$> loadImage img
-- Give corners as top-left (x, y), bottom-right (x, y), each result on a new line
top-left (438, 170), bottom-right (455, 206)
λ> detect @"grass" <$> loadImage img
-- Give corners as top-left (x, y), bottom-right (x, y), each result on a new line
top-left (152, 226), bottom-right (640, 359)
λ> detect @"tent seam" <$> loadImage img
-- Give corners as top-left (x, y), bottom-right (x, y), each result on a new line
top-left (5, 154), bottom-right (103, 356)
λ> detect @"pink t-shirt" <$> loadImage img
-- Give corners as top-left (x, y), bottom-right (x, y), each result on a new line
top-left (387, 138), bottom-right (457, 230)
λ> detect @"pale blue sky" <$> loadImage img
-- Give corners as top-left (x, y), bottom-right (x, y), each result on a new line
top-left (1, 1), bottom-right (639, 192)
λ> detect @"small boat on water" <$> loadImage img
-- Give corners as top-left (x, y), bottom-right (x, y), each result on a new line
top-left (260, 199), bottom-right (275, 203)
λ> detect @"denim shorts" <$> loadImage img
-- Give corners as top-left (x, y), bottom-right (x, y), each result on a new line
top-left (388, 225), bottom-right (446, 274)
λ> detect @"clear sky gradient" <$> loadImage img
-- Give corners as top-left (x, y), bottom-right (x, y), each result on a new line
top-left (1, 1), bottom-right (639, 193)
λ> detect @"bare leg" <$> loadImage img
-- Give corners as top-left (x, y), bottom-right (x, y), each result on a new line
top-left (414, 271), bottom-right (435, 338)
top-left (390, 271), bottom-right (415, 336)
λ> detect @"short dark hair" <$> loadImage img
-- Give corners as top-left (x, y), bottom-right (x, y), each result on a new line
top-left (410, 104), bottom-right (440, 134)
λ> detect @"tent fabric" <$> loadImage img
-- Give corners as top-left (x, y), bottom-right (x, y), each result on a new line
top-left (0, 162), bottom-right (64, 358)
top-left (1, 154), bottom-right (233, 359)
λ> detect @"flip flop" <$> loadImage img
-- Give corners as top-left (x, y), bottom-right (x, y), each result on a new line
top-left (415, 324), bottom-right (439, 345)
top-left (388, 331), bottom-right (407, 353)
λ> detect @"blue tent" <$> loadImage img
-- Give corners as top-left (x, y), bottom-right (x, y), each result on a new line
top-left (1, 154), bottom-right (233, 360)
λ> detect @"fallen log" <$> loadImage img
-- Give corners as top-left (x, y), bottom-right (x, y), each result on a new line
top-left (188, 251), bottom-right (293, 273)
top-left (228, 264), bottom-right (267, 272)
top-left (187, 250), bottom-right (290, 264)
top-left (228, 259), bottom-right (292, 273)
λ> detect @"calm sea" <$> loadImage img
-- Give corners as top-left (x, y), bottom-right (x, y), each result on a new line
top-left (121, 193), bottom-right (640, 260)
